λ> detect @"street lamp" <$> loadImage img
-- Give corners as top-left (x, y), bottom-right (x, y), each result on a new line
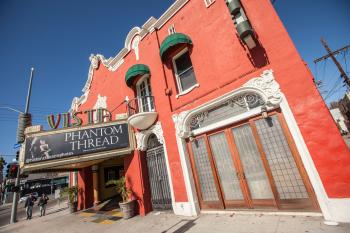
top-left (10, 67), bottom-right (35, 224)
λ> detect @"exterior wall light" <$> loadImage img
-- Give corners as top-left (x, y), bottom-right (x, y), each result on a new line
top-left (189, 131), bottom-right (195, 142)
top-left (226, 0), bottom-right (257, 49)
top-left (261, 105), bottom-right (268, 119)
top-left (227, 0), bottom-right (241, 15)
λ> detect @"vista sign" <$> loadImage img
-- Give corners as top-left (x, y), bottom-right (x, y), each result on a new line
top-left (47, 108), bottom-right (112, 129)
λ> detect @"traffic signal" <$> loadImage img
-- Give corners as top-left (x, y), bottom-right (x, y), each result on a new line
top-left (10, 164), bottom-right (18, 178)
top-left (5, 163), bottom-right (18, 179)
top-left (15, 151), bottom-right (19, 161)
top-left (5, 164), bottom-right (10, 178)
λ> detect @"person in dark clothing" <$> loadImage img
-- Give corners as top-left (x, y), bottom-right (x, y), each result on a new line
top-left (38, 193), bottom-right (49, 216)
top-left (24, 193), bottom-right (36, 220)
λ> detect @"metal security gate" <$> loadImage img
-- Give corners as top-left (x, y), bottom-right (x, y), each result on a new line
top-left (146, 134), bottom-right (172, 210)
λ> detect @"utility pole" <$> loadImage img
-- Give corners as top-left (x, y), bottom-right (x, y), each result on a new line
top-left (314, 38), bottom-right (350, 88)
top-left (10, 68), bottom-right (34, 224)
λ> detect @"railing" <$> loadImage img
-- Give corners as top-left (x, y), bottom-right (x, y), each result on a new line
top-left (127, 96), bottom-right (156, 117)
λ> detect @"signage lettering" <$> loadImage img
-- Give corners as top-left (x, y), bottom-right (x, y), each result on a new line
top-left (47, 108), bottom-right (112, 129)
top-left (24, 123), bottom-right (129, 164)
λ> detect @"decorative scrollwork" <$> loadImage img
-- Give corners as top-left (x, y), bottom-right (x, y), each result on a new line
top-left (189, 112), bottom-right (208, 130)
top-left (230, 94), bottom-right (246, 107)
top-left (188, 92), bottom-right (265, 131)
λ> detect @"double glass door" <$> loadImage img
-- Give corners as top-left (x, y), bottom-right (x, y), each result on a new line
top-left (187, 112), bottom-right (318, 210)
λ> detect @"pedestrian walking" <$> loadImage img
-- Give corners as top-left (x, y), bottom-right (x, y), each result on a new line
top-left (38, 193), bottom-right (49, 216)
top-left (24, 193), bottom-right (36, 220)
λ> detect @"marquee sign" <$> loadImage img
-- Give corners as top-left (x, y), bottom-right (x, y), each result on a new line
top-left (24, 122), bottom-right (129, 164)
top-left (47, 108), bottom-right (112, 130)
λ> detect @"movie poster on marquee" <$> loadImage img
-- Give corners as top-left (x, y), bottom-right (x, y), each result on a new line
top-left (24, 123), bottom-right (129, 164)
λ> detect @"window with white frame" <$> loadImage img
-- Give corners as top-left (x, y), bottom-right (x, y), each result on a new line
top-left (136, 75), bottom-right (155, 112)
top-left (204, 0), bottom-right (215, 7)
top-left (172, 48), bottom-right (197, 94)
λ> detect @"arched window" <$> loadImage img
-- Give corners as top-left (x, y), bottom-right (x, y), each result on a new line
top-left (136, 75), bottom-right (154, 112)
top-left (188, 92), bottom-right (265, 130)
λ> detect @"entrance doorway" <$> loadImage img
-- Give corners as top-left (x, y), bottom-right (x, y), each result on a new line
top-left (187, 111), bottom-right (318, 211)
top-left (146, 134), bottom-right (172, 210)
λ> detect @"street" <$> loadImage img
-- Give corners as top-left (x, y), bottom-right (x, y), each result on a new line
top-left (0, 195), bottom-right (63, 227)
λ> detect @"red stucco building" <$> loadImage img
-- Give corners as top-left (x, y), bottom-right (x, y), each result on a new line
top-left (48, 0), bottom-right (350, 223)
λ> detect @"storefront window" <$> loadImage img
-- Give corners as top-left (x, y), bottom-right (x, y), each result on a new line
top-left (104, 166), bottom-right (124, 188)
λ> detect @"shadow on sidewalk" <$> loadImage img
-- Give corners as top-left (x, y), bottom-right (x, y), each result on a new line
top-left (45, 207), bottom-right (68, 216)
top-left (161, 218), bottom-right (198, 233)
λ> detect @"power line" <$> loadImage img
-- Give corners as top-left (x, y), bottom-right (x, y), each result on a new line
top-left (314, 38), bottom-right (350, 87)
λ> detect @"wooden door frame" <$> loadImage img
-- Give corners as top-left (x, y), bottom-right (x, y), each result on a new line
top-left (228, 121), bottom-right (276, 208)
top-left (186, 109), bottom-right (319, 211)
top-left (206, 130), bottom-right (248, 208)
top-left (248, 109), bottom-right (319, 210)
top-left (275, 111), bottom-right (320, 210)
top-left (186, 136), bottom-right (224, 209)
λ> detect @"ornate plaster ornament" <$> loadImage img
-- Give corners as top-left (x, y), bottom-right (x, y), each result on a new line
top-left (243, 69), bottom-right (282, 107)
top-left (90, 54), bottom-right (100, 69)
top-left (93, 94), bottom-right (107, 109)
top-left (135, 122), bottom-right (164, 151)
top-left (172, 111), bottom-right (190, 138)
top-left (131, 35), bottom-right (141, 61)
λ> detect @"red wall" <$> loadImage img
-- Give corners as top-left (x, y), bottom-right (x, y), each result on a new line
top-left (75, 0), bottom-right (350, 212)
top-left (77, 167), bottom-right (93, 210)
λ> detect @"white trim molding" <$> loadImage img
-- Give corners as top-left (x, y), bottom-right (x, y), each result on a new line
top-left (70, 54), bottom-right (113, 112)
top-left (172, 69), bottom-right (350, 223)
top-left (135, 121), bottom-right (164, 151)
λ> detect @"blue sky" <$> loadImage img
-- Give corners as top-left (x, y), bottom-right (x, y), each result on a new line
top-left (0, 0), bottom-right (349, 165)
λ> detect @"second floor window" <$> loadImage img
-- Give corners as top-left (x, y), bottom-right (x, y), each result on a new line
top-left (136, 76), bottom-right (154, 112)
top-left (172, 49), bottom-right (197, 94)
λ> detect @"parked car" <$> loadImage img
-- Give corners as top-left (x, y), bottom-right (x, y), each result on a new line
top-left (19, 192), bottom-right (39, 203)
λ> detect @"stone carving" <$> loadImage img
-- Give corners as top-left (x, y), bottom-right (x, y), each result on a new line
top-left (135, 122), bottom-right (164, 151)
top-left (243, 69), bottom-right (282, 107)
top-left (90, 54), bottom-right (100, 69)
top-left (94, 94), bottom-right (107, 109)
top-left (172, 111), bottom-right (190, 138)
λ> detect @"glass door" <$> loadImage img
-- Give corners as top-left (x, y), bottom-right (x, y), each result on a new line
top-left (208, 131), bottom-right (246, 208)
top-left (230, 124), bottom-right (276, 208)
top-left (188, 136), bottom-right (224, 209)
top-left (187, 112), bottom-right (318, 211)
top-left (136, 77), bottom-right (154, 112)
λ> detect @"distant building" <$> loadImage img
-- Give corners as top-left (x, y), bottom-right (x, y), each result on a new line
top-left (20, 172), bottom-right (69, 196)
top-left (330, 108), bottom-right (349, 133)
top-left (338, 93), bottom-right (350, 130)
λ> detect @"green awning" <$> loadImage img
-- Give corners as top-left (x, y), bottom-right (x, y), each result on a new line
top-left (159, 33), bottom-right (193, 61)
top-left (125, 64), bottom-right (150, 87)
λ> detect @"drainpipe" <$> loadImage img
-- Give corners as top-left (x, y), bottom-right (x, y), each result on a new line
top-left (155, 28), bottom-right (174, 112)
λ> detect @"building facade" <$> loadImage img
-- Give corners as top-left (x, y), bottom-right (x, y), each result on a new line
top-left (20, 0), bottom-right (350, 224)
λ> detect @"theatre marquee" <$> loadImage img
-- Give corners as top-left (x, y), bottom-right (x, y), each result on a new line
top-left (20, 121), bottom-right (134, 172)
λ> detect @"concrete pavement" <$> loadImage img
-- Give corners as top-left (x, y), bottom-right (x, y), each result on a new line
top-left (0, 207), bottom-right (349, 233)
top-left (0, 196), bottom-right (65, 227)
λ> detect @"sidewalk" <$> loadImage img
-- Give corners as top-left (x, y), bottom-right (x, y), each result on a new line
top-left (1, 208), bottom-right (349, 233)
